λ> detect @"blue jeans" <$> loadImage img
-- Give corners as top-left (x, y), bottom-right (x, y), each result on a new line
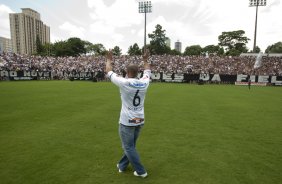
top-left (118, 123), bottom-right (146, 175)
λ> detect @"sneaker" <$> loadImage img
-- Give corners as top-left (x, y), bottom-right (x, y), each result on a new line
top-left (133, 171), bottom-right (148, 178)
top-left (117, 164), bottom-right (123, 173)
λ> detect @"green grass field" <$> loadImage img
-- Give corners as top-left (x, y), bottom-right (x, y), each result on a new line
top-left (0, 81), bottom-right (281, 184)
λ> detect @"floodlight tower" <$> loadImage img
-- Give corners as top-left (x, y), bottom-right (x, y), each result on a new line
top-left (139, 1), bottom-right (152, 51)
top-left (249, 0), bottom-right (267, 52)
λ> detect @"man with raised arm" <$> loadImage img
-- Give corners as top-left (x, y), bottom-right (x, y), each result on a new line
top-left (105, 49), bottom-right (151, 178)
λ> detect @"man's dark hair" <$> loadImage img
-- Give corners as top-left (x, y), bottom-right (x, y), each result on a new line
top-left (126, 64), bottom-right (139, 78)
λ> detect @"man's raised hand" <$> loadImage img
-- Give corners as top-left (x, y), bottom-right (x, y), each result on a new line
top-left (106, 49), bottom-right (113, 62)
top-left (143, 49), bottom-right (150, 62)
top-left (143, 49), bottom-right (151, 70)
top-left (105, 49), bottom-right (113, 73)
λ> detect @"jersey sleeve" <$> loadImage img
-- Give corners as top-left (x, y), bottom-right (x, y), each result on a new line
top-left (107, 71), bottom-right (126, 87)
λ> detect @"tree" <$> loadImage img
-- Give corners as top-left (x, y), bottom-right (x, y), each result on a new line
top-left (184, 45), bottom-right (202, 56)
top-left (202, 44), bottom-right (225, 56)
top-left (52, 38), bottom-right (86, 56)
top-left (148, 24), bottom-right (170, 55)
top-left (51, 37), bottom-right (86, 57)
top-left (226, 49), bottom-right (242, 56)
top-left (42, 43), bottom-right (54, 56)
top-left (253, 46), bottom-right (261, 53)
top-left (53, 40), bottom-right (71, 57)
top-left (202, 45), bottom-right (224, 55)
top-left (84, 41), bottom-right (94, 55)
top-left (36, 35), bottom-right (44, 54)
top-left (265, 42), bottom-right (282, 53)
top-left (218, 47), bottom-right (224, 55)
top-left (170, 49), bottom-right (181, 55)
top-left (88, 43), bottom-right (107, 56)
top-left (67, 37), bottom-right (86, 56)
top-left (128, 43), bottom-right (142, 56)
top-left (112, 46), bottom-right (122, 56)
top-left (218, 30), bottom-right (250, 55)
top-left (51, 40), bottom-right (106, 57)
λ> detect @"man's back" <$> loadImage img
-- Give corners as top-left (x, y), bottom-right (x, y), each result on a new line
top-left (108, 69), bottom-right (151, 126)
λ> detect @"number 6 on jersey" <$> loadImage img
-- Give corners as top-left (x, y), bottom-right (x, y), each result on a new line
top-left (133, 90), bottom-right (141, 107)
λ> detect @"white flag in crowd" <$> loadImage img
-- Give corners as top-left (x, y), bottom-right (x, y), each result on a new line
top-left (254, 52), bottom-right (263, 69)
top-left (205, 52), bottom-right (209, 58)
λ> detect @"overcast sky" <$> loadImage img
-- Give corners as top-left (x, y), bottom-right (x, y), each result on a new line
top-left (0, 0), bottom-right (281, 54)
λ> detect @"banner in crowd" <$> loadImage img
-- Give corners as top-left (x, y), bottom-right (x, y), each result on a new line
top-left (1, 70), bottom-right (282, 85)
top-left (0, 70), bottom-right (51, 80)
top-left (150, 73), bottom-right (282, 86)
top-left (0, 70), bottom-right (104, 81)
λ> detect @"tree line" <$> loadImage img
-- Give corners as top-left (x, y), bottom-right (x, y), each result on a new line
top-left (36, 24), bottom-right (282, 57)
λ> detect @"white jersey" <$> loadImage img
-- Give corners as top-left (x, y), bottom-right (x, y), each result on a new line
top-left (107, 70), bottom-right (151, 126)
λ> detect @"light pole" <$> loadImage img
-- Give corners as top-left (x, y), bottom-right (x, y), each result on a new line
top-left (249, 0), bottom-right (266, 52)
top-left (139, 1), bottom-right (152, 52)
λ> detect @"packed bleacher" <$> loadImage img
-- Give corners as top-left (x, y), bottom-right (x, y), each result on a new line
top-left (0, 53), bottom-right (282, 78)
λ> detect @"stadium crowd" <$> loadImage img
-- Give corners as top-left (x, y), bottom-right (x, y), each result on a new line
top-left (0, 52), bottom-right (282, 78)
